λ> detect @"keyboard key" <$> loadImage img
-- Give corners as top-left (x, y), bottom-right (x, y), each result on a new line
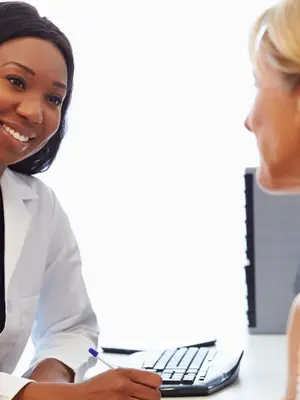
top-left (163, 377), bottom-right (182, 384)
top-left (189, 348), bottom-right (208, 369)
top-left (172, 373), bottom-right (184, 380)
top-left (162, 373), bottom-right (184, 384)
top-left (207, 349), bottom-right (217, 361)
top-left (155, 349), bottom-right (177, 371)
top-left (142, 350), bottom-right (164, 369)
top-left (161, 372), bottom-right (172, 380)
top-left (187, 367), bottom-right (199, 374)
top-left (182, 373), bottom-right (196, 384)
top-left (166, 347), bottom-right (187, 368)
top-left (164, 367), bottom-right (186, 373)
top-left (177, 347), bottom-right (198, 369)
top-left (198, 360), bottom-right (210, 380)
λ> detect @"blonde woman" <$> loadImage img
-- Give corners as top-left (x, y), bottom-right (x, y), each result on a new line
top-left (245, 0), bottom-right (300, 398)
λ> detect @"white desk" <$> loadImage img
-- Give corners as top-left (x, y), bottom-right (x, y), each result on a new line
top-left (207, 334), bottom-right (287, 400)
top-left (87, 334), bottom-right (288, 400)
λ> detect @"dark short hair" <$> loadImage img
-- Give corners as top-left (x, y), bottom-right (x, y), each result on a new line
top-left (0, 1), bottom-right (75, 175)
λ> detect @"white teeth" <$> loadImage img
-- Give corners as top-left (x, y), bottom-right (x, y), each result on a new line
top-left (2, 123), bottom-right (29, 142)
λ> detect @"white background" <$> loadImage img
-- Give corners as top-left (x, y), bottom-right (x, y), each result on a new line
top-left (13, 0), bottom-right (277, 372)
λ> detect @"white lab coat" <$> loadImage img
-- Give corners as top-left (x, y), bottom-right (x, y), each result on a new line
top-left (0, 168), bottom-right (99, 400)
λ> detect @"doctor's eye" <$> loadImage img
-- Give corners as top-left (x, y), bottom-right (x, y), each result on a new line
top-left (7, 76), bottom-right (26, 90)
top-left (47, 94), bottom-right (62, 106)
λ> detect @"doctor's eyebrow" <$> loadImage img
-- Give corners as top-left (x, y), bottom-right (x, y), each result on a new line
top-left (0, 61), bottom-right (67, 90)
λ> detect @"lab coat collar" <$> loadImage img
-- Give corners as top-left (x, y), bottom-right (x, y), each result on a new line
top-left (1, 168), bottom-right (39, 293)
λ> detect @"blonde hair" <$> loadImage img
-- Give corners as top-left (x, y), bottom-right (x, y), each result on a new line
top-left (249, 0), bottom-right (300, 88)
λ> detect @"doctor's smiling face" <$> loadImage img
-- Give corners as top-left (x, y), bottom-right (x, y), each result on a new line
top-left (0, 37), bottom-right (68, 174)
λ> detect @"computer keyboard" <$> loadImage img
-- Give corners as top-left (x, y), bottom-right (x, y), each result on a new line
top-left (139, 345), bottom-right (244, 397)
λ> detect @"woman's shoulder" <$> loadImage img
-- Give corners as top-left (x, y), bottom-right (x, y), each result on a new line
top-left (10, 169), bottom-right (52, 192)
top-left (6, 168), bottom-right (58, 208)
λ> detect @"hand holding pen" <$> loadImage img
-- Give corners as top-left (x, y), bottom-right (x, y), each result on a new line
top-left (73, 348), bottom-right (162, 400)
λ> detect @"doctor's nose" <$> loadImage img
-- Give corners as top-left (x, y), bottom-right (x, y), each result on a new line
top-left (16, 98), bottom-right (43, 124)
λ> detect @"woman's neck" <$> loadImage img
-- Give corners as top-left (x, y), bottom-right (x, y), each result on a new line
top-left (257, 164), bottom-right (300, 194)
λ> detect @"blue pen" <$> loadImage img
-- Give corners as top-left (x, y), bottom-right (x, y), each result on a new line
top-left (89, 348), bottom-right (117, 369)
top-left (89, 348), bottom-right (171, 391)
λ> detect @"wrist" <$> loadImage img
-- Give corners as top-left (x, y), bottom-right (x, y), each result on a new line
top-left (26, 358), bottom-right (75, 383)
top-left (14, 381), bottom-right (79, 400)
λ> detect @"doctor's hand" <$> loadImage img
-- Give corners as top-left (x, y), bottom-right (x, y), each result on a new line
top-left (14, 368), bottom-right (162, 400)
top-left (76, 368), bottom-right (162, 400)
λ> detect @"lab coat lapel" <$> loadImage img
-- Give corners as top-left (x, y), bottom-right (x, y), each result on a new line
top-left (0, 169), bottom-right (38, 294)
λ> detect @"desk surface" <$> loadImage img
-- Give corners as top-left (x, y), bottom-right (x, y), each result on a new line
top-left (88, 334), bottom-right (287, 400)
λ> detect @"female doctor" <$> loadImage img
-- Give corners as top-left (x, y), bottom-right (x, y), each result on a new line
top-left (0, 2), bottom-right (161, 400)
top-left (245, 0), bottom-right (300, 398)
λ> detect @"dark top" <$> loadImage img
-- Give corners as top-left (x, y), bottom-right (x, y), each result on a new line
top-left (0, 188), bottom-right (5, 334)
